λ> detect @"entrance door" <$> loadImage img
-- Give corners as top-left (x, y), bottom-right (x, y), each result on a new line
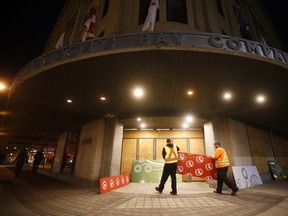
top-left (121, 130), bottom-right (204, 181)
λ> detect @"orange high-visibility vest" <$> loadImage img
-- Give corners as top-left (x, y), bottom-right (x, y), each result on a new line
top-left (164, 144), bottom-right (178, 163)
top-left (213, 147), bottom-right (230, 168)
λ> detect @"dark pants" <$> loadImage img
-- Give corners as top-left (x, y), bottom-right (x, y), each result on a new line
top-left (216, 167), bottom-right (238, 192)
top-left (158, 162), bottom-right (177, 193)
top-left (32, 161), bottom-right (41, 174)
top-left (15, 163), bottom-right (24, 177)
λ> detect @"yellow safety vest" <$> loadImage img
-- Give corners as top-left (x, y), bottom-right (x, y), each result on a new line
top-left (164, 145), bottom-right (178, 163)
top-left (213, 147), bottom-right (230, 168)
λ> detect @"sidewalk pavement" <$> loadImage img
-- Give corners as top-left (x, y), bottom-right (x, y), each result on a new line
top-left (0, 165), bottom-right (287, 216)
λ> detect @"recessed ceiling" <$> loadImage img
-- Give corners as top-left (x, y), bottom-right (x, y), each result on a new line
top-left (1, 48), bottom-right (288, 146)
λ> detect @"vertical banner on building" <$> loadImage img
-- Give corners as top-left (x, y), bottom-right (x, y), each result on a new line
top-left (232, 166), bottom-right (263, 189)
top-left (142, 0), bottom-right (159, 32)
top-left (82, 7), bottom-right (97, 41)
top-left (236, 6), bottom-right (252, 40)
top-left (55, 32), bottom-right (65, 49)
top-left (100, 173), bottom-right (130, 194)
top-left (176, 152), bottom-right (217, 182)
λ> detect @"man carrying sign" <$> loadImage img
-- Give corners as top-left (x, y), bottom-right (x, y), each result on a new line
top-left (212, 141), bottom-right (239, 195)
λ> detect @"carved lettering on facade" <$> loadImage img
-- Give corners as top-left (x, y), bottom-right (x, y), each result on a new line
top-left (21, 32), bottom-right (288, 78)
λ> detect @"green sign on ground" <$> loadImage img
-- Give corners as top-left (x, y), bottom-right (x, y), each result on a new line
top-left (132, 160), bottom-right (182, 183)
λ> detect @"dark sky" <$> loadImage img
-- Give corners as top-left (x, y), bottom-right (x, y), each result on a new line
top-left (0, 0), bottom-right (66, 83)
top-left (0, 1), bottom-right (287, 84)
top-left (260, 0), bottom-right (288, 52)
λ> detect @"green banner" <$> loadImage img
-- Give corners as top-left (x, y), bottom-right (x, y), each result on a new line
top-left (132, 160), bottom-right (182, 183)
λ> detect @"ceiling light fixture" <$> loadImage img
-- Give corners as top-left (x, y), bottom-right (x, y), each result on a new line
top-left (182, 123), bottom-right (189, 129)
top-left (0, 82), bottom-right (7, 91)
top-left (187, 90), bottom-right (193, 95)
top-left (185, 115), bottom-right (194, 122)
top-left (133, 87), bottom-right (144, 98)
top-left (256, 95), bottom-right (266, 103)
top-left (223, 92), bottom-right (232, 100)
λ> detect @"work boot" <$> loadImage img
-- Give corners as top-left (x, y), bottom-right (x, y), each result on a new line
top-left (231, 187), bottom-right (239, 196)
top-left (155, 187), bottom-right (162, 194)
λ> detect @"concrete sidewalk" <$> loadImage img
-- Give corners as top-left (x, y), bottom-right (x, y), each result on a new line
top-left (0, 165), bottom-right (287, 216)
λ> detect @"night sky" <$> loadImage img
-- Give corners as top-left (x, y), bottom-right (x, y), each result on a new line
top-left (260, 0), bottom-right (288, 52)
top-left (0, 0), bottom-right (66, 83)
top-left (0, 1), bottom-right (287, 84)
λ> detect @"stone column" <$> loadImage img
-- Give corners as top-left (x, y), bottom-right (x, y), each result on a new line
top-left (99, 116), bottom-right (124, 178)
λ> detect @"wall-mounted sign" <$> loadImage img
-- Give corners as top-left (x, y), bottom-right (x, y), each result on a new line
top-left (15, 31), bottom-right (288, 89)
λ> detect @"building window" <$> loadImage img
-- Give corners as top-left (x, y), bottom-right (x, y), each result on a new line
top-left (167, 0), bottom-right (188, 24)
top-left (216, 0), bottom-right (224, 17)
top-left (102, 0), bottom-right (110, 18)
top-left (139, 0), bottom-right (159, 25)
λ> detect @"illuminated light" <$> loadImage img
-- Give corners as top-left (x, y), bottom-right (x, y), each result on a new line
top-left (223, 92), bottom-right (232, 100)
top-left (140, 123), bottom-right (146, 128)
top-left (133, 87), bottom-right (144, 97)
top-left (186, 115), bottom-right (194, 122)
top-left (137, 118), bottom-right (142, 121)
top-left (100, 97), bottom-right (106, 101)
top-left (182, 123), bottom-right (189, 128)
top-left (0, 111), bottom-right (9, 115)
top-left (256, 95), bottom-right (266, 103)
top-left (66, 99), bottom-right (72, 103)
top-left (187, 90), bottom-right (193, 95)
top-left (0, 83), bottom-right (7, 91)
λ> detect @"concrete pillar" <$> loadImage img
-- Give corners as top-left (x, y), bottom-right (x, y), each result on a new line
top-left (204, 116), bottom-right (221, 156)
top-left (52, 132), bottom-right (67, 173)
top-left (204, 121), bottom-right (215, 156)
top-left (99, 116), bottom-right (124, 178)
top-left (73, 119), bottom-right (106, 186)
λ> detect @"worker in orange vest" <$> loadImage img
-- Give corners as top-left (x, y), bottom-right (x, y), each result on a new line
top-left (212, 141), bottom-right (239, 195)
